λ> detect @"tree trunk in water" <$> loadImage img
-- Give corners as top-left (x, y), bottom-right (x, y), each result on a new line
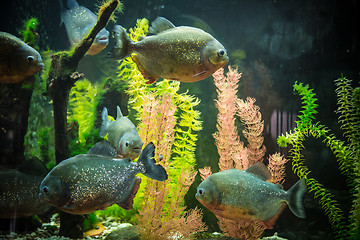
top-left (0, 80), bottom-right (34, 168)
top-left (46, 0), bottom-right (119, 237)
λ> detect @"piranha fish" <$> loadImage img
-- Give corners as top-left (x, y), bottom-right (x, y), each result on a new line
top-left (61, 0), bottom-right (109, 55)
top-left (39, 142), bottom-right (167, 215)
top-left (0, 159), bottom-right (53, 218)
top-left (0, 32), bottom-right (44, 83)
top-left (99, 106), bottom-right (143, 160)
top-left (195, 163), bottom-right (307, 228)
top-left (109, 17), bottom-right (229, 84)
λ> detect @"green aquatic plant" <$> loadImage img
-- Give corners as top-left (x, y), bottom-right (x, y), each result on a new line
top-left (334, 76), bottom-right (360, 237)
top-left (68, 79), bottom-right (104, 155)
top-left (97, 18), bottom-right (206, 238)
top-left (18, 17), bottom-right (39, 47)
top-left (278, 79), bottom-right (360, 239)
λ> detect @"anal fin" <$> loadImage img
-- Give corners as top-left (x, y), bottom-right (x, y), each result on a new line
top-left (131, 54), bottom-right (158, 84)
top-left (262, 203), bottom-right (287, 229)
top-left (118, 177), bottom-right (141, 210)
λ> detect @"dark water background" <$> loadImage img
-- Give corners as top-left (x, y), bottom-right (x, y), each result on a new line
top-left (0, 0), bottom-right (359, 239)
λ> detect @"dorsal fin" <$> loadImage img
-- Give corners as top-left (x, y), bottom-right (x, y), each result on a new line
top-left (17, 158), bottom-right (48, 176)
top-left (116, 105), bottom-right (123, 119)
top-left (87, 141), bottom-right (118, 158)
top-left (245, 162), bottom-right (271, 181)
top-left (149, 17), bottom-right (176, 35)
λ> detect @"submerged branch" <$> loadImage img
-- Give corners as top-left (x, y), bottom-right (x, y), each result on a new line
top-left (45, 0), bottom-right (120, 238)
top-left (70, 0), bottom-right (119, 65)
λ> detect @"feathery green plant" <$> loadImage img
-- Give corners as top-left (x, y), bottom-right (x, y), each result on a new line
top-left (19, 17), bottom-right (39, 47)
top-left (334, 76), bottom-right (360, 237)
top-left (278, 79), bottom-right (360, 239)
top-left (97, 18), bottom-right (203, 230)
top-left (68, 79), bottom-right (104, 155)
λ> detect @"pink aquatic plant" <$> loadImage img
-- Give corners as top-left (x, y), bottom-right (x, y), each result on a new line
top-left (201, 66), bottom-right (288, 239)
top-left (136, 94), bottom-right (206, 240)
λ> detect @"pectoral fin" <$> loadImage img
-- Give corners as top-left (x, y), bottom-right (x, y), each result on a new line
top-left (192, 71), bottom-right (207, 78)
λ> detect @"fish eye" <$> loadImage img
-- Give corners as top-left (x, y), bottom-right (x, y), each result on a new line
top-left (125, 141), bottom-right (129, 147)
top-left (198, 189), bottom-right (205, 196)
top-left (217, 49), bottom-right (225, 57)
top-left (42, 186), bottom-right (49, 194)
top-left (27, 56), bottom-right (34, 63)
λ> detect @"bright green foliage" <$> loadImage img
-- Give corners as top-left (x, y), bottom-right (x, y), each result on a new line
top-left (278, 79), bottom-right (360, 239)
top-left (83, 213), bottom-right (100, 232)
top-left (68, 79), bottom-right (104, 155)
top-left (18, 17), bottom-right (39, 47)
top-left (334, 76), bottom-right (360, 238)
top-left (293, 82), bottom-right (318, 130)
top-left (96, 203), bottom-right (139, 225)
top-left (97, 18), bottom-right (202, 226)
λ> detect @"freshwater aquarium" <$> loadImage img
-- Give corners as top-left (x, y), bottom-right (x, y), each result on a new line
top-left (0, 0), bottom-right (359, 239)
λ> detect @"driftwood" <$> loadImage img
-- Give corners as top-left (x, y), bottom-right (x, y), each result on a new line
top-left (0, 79), bottom-right (34, 168)
top-left (46, 0), bottom-right (119, 237)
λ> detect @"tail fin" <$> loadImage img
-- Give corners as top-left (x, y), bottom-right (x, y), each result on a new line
top-left (108, 25), bottom-right (132, 60)
top-left (99, 107), bottom-right (109, 138)
top-left (287, 178), bottom-right (307, 218)
top-left (137, 142), bottom-right (168, 181)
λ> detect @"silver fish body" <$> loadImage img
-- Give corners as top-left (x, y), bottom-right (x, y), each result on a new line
top-left (0, 32), bottom-right (44, 83)
top-left (109, 17), bottom-right (229, 84)
top-left (39, 142), bottom-right (167, 215)
top-left (99, 106), bottom-right (143, 160)
top-left (61, 0), bottom-right (109, 55)
top-left (196, 163), bottom-right (306, 228)
top-left (0, 169), bottom-right (52, 218)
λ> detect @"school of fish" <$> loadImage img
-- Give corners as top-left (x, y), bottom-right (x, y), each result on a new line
top-left (0, 0), bottom-right (310, 236)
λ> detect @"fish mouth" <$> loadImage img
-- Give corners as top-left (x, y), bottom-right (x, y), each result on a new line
top-left (133, 147), bottom-right (142, 152)
top-left (38, 62), bottom-right (45, 70)
top-left (97, 37), bottom-right (109, 45)
top-left (33, 62), bottom-right (44, 73)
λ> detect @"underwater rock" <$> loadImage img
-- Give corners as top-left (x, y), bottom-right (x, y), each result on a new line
top-left (109, 16), bottom-right (229, 84)
top-left (104, 225), bottom-right (140, 240)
